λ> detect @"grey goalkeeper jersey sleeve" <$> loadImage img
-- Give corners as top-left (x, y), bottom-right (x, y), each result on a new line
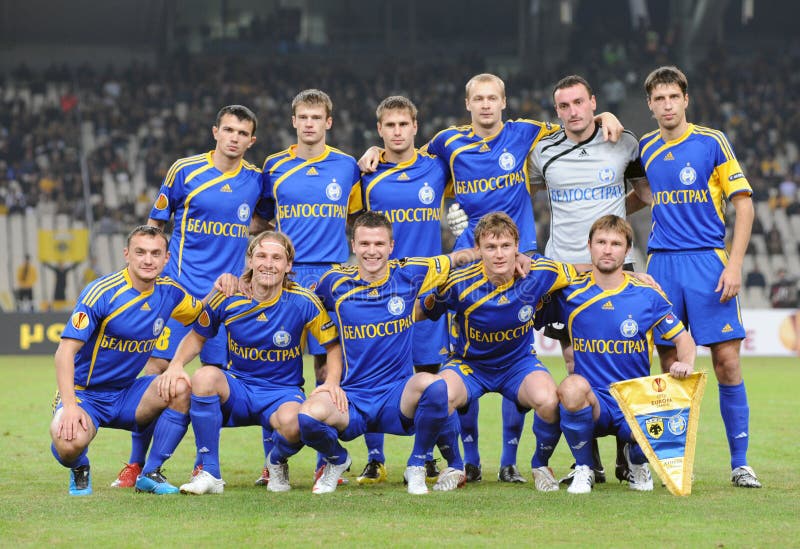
top-left (527, 127), bottom-right (644, 264)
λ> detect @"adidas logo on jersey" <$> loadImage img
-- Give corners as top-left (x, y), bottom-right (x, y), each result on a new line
top-left (498, 295), bottom-right (509, 304)
top-left (368, 289), bottom-right (380, 297)
top-left (256, 312), bottom-right (268, 322)
top-left (479, 143), bottom-right (490, 152)
top-left (664, 152), bottom-right (675, 161)
top-left (722, 323), bottom-right (733, 333)
top-left (306, 167), bottom-right (319, 176)
top-left (602, 300), bottom-right (614, 310)
top-left (398, 172), bottom-right (410, 181)
top-left (578, 148), bottom-right (588, 157)
top-left (141, 302), bottom-right (151, 311)
top-left (220, 183), bottom-right (233, 192)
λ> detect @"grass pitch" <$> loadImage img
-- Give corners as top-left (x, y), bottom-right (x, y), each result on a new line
top-left (1, 355), bottom-right (797, 547)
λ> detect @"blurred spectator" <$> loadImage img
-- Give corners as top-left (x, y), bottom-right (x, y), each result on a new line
top-left (745, 264), bottom-right (767, 292)
top-left (779, 174), bottom-right (797, 202)
top-left (769, 268), bottom-right (799, 308)
top-left (766, 225), bottom-right (783, 255)
top-left (42, 261), bottom-right (80, 310)
top-left (787, 190), bottom-right (800, 217)
top-left (14, 254), bottom-right (38, 312)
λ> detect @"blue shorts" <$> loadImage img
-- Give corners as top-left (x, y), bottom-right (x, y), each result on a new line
top-left (294, 263), bottom-right (339, 355)
top-left (441, 356), bottom-right (548, 410)
top-left (647, 249), bottom-right (745, 346)
top-left (55, 376), bottom-right (156, 432)
top-left (339, 381), bottom-right (414, 441)
top-left (151, 317), bottom-right (228, 366)
top-left (220, 372), bottom-right (306, 428)
top-left (592, 389), bottom-right (632, 440)
top-left (412, 316), bottom-right (448, 367)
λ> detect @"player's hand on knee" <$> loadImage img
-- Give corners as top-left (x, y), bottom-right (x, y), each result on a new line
top-left (311, 383), bottom-right (349, 413)
top-left (158, 365), bottom-right (191, 400)
top-left (668, 361), bottom-right (693, 379)
top-left (357, 146), bottom-right (382, 173)
top-left (58, 405), bottom-right (88, 441)
top-left (447, 203), bottom-right (468, 237)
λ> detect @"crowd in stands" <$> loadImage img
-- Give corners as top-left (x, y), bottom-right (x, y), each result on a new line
top-left (2, 42), bottom-right (799, 310)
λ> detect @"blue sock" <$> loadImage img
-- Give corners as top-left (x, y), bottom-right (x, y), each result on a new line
top-left (189, 395), bottom-right (222, 478)
top-left (408, 379), bottom-right (448, 467)
top-left (500, 398), bottom-right (525, 467)
top-left (262, 426), bottom-right (275, 464)
top-left (531, 412), bottom-right (561, 468)
top-left (364, 433), bottom-right (385, 463)
top-left (559, 404), bottom-right (594, 467)
top-left (269, 431), bottom-right (303, 464)
top-left (298, 413), bottom-right (348, 466)
top-left (129, 422), bottom-right (154, 465)
top-left (458, 398), bottom-right (481, 466)
top-left (51, 443), bottom-right (89, 469)
top-left (719, 382), bottom-right (750, 469)
top-left (436, 411), bottom-right (463, 470)
top-left (143, 408), bottom-right (189, 474)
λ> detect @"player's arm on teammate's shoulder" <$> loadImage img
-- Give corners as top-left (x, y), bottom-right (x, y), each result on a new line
top-left (594, 112), bottom-right (624, 142)
top-left (53, 338), bottom-right (89, 441)
top-left (158, 330), bottom-right (207, 399)
top-left (147, 217), bottom-right (166, 230)
top-left (716, 193), bottom-right (755, 303)
top-left (249, 212), bottom-right (273, 234)
top-left (357, 146), bottom-right (383, 173)
top-left (668, 331), bottom-right (696, 379)
top-left (207, 273), bottom-right (240, 301)
top-left (628, 270), bottom-right (662, 292)
top-left (416, 290), bottom-right (448, 322)
top-left (310, 342), bottom-right (348, 412)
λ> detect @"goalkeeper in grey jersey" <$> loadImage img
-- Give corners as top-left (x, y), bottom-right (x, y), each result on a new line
top-left (529, 75), bottom-right (652, 486)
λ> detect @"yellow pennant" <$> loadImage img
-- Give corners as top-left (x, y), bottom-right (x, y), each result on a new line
top-left (609, 372), bottom-right (707, 496)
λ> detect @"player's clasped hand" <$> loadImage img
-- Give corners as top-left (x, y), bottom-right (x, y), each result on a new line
top-left (669, 361), bottom-right (694, 379)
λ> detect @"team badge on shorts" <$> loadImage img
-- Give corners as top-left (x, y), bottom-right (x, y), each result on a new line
top-left (326, 180), bottom-right (342, 201)
top-left (71, 312), bottom-right (90, 330)
top-left (153, 317), bottom-right (165, 336)
top-left (620, 317), bottom-right (638, 338)
top-left (418, 183), bottom-right (435, 205)
top-left (273, 330), bottom-right (292, 347)
top-left (679, 164), bottom-right (697, 186)
top-left (598, 167), bottom-right (616, 184)
top-left (387, 296), bottom-right (405, 316)
top-left (498, 151), bottom-right (516, 171)
top-left (518, 305), bottom-right (533, 322)
top-left (238, 203), bottom-right (251, 222)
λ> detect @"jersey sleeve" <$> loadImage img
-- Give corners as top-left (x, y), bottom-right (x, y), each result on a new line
top-left (303, 293), bottom-right (339, 346)
top-left (407, 255), bottom-right (452, 295)
top-left (149, 160), bottom-right (186, 222)
top-left (622, 132), bottom-right (647, 179)
top-left (527, 147), bottom-right (545, 187)
top-left (650, 290), bottom-right (686, 341)
top-left (531, 255), bottom-right (578, 294)
top-left (314, 269), bottom-right (338, 312)
top-left (61, 283), bottom-right (106, 343)
top-left (191, 292), bottom-right (226, 339)
top-left (348, 179), bottom-right (364, 215)
top-left (255, 170), bottom-right (276, 219)
top-left (168, 282), bottom-right (204, 326)
top-left (714, 132), bottom-right (752, 199)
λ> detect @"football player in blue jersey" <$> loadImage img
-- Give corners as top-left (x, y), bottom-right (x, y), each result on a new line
top-left (150, 231), bottom-right (344, 494)
top-left (354, 96), bottom-right (451, 485)
top-left (639, 66), bottom-right (760, 488)
top-left (255, 89), bottom-right (362, 485)
top-left (50, 226), bottom-right (236, 496)
top-left (297, 211), bottom-right (483, 495)
top-left (553, 214), bottom-right (696, 494)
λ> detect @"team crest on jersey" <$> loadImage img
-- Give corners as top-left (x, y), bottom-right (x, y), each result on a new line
top-left (498, 151), bottom-right (516, 171)
top-left (598, 167), bottom-right (616, 184)
top-left (387, 296), bottom-right (405, 316)
top-left (71, 312), bottom-right (90, 330)
top-left (273, 330), bottom-right (292, 347)
top-left (198, 310), bottom-right (211, 328)
top-left (153, 317), bottom-right (165, 336)
top-left (646, 418), bottom-right (664, 439)
top-left (418, 183), bottom-right (435, 205)
top-left (154, 193), bottom-right (169, 210)
top-left (326, 180), bottom-right (342, 201)
top-left (668, 414), bottom-right (687, 436)
top-left (679, 164), bottom-right (697, 186)
top-left (620, 316), bottom-right (638, 338)
top-left (237, 203), bottom-right (251, 222)
top-left (518, 305), bottom-right (533, 322)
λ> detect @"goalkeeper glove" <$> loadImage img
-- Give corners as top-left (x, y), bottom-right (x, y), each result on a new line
top-left (447, 203), bottom-right (468, 237)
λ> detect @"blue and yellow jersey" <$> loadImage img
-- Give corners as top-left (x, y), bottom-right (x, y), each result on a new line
top-left (357, 150), bottom-right (450, 258)
top-left (315, 256), bottom-right (450, 392)
top-left (262, 145), bottom-right (361, 263)
top-left (427, 120), bottom-right (560, 253)
top-left (61, 269), bottom-right (202, 390)
top-left (193, 283), bottom-right (337, 388)
top-left (439, 255), bottom-right (575, 368)
top-left (149, 151), bottom-right (267, 295)
top-left (639, 124), bottom-right (752, 252)
top-left (554, 272), bottom-right (686, 390)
